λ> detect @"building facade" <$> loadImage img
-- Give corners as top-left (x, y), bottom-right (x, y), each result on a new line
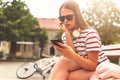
top-left (37, 18), bottom-right (60, 55)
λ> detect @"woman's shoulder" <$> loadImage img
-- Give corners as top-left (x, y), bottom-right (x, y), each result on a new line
top-left (80, 27), bottom-right (99, 38)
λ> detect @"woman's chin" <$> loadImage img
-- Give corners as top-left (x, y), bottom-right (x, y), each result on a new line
top-left (66, 27), bottom-right (72, 30)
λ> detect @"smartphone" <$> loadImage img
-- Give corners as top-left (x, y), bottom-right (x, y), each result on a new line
top-left (50, 38), bottom-right (63, 48)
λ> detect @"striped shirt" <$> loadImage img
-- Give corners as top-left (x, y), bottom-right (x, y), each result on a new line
top-left (62, 28), bottom-right (109, 64)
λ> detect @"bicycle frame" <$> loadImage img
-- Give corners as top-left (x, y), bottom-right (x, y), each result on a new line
top-left (16, 56), bottom-right (59, 79)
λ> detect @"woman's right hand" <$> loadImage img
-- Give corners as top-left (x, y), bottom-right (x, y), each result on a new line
top-left (58, 23), bottom-right (75, 51)
top-left (53, 42), bottom-right (75, 59)
top-left (58, 23), bottom-right (69, 32)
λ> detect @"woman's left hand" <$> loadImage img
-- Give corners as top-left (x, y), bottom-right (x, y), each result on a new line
top-left (52, 42), bottom-right (76, 59)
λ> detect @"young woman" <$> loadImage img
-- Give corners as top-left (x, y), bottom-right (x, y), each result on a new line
top-left (48, 0), bottom-right (109, 80)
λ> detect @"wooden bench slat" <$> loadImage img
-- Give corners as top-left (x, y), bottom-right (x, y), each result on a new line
top-left (102, 45), bottom-right (120, 58)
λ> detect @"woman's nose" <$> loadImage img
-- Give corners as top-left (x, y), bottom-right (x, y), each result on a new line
top-left (64, 18), bottom-right (68, 22)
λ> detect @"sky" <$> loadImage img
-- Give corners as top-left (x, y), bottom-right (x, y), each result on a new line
top-left (24, 0), bottom-right (92, 18)
top-left (2, 0), bottom-right (120, 18)
top-left (25, 0), bottom-right (120, 18)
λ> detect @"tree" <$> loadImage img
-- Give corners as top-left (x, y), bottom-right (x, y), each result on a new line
top-left (0, 0), bottom-right (7, 38)
top-left (0, 0), bottom-right (2, 13)
top-left (55, 30), bottom-right (64, 39)
top-left (83, 0), bottom-right (120, 45)
top-left (0, 0), bottom-right (39, 56)
top-left (34, 28), bottom-right (48, 58)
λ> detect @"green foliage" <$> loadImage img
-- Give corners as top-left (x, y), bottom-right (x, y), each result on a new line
top-left (34, 28), bottom-right (48, 51)
top-left (0, 0), bottom-right (39, 41)
top-left (0, 0), bottom-right (48, 55)
top-left (83, 0), bottom-right (120, 45)
top-left (54, 30), bottom-right (64, 39)
top-left (108, 57), bottom-right (119, 64)
top-left (0, 0), bottom-right (7, 39)
top-left (0, 51), bottom-right (3, 58)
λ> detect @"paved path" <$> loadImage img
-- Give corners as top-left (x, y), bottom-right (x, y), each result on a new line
top-left (0, 62), bottom-right (48, 80)
top-left (1, 61), bottom-right (120, 80)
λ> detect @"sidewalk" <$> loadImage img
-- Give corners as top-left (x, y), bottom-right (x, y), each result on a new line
top-left (0, 62), bottom-right (23, 80)
top-left (0, 62), bottom-right (45, 80)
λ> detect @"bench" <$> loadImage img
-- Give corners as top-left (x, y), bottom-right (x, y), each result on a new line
top-left (102, 44), bottom-right (120, 64)
top-left (102, 44), bottom-right (120, 58)
top-left (103, 48), bottom-right (120, 58)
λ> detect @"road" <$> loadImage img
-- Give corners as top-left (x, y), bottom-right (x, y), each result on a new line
top-left (0, 61), bottom-right (49, 80)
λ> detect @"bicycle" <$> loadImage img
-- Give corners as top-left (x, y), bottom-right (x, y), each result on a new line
top-left (16, 56), bottom-right (59, 79)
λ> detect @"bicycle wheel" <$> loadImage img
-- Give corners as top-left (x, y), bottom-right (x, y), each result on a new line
top-left (16, 62), bottom-right (36, 79)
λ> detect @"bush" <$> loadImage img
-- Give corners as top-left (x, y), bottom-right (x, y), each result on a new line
top-left (109, 57), bottom-right (119, 64)
top-left (7, 54), bottom-right (15, 60)
top-left (0, 51), bottom-right (3, 58)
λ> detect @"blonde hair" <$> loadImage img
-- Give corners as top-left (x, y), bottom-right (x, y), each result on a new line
top-left (59, 0), bottom-right (89, 29)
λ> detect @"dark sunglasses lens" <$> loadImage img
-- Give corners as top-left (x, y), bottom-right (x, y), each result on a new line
top-left (66, 15), bottom-right (73, 21)
top-left (58, 15), bottom-right (74, 22)
top-left (59, 16), bottom-right (65, 22)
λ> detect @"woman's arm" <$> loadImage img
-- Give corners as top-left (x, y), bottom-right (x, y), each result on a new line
top-left (72, 51), bottom-right (98, 71)
top-left (53, 43), bottom-right (98, 71)
top-left (59, 24), bottom-right (75, 51)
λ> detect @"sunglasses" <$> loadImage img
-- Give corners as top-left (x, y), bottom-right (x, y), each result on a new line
top-left (58, 14), bottom-right (74, 22)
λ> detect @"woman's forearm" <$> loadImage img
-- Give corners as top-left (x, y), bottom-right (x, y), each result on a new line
top-left (65, 31), bottom-right (75, 51)
top-left (71, 53), bottom-right (97, 71)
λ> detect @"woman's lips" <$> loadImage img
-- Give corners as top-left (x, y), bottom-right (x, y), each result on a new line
top-left (65, 24), bottom-right (70, 28)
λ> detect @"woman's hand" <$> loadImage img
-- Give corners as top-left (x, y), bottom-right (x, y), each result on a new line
top-left (58, 23), bottom-right (75, 51)
top-left (58, 23), bottom-right (69, 32)
top-left (52, 42), bottom-right (76, 59)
